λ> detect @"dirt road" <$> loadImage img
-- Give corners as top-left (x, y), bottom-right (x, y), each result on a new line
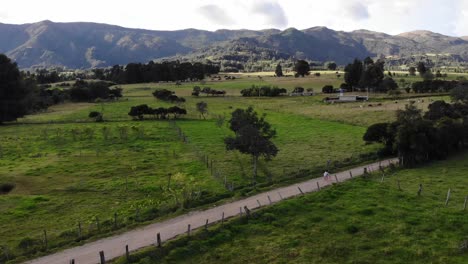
top-left (25, 158), bottom-right (398, 264)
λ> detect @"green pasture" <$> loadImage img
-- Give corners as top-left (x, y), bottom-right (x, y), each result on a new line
top-left (0, 73), bottom-right (462, 262)
top-left (117, 151), bottom-right (468, 264)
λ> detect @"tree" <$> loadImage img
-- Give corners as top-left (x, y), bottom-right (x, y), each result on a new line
top-left (422, 70), bottom-right (434, 81)
top-left (168, 106), bottom-right (187, 119)
top-left (450, 83), bottom-right (468, 103)
top-left (224, 107), bottom-right (278, 186)
top-left (344, 59), bottom-right (363, 89)
top-left (363, 122), bottom-right (395, 155)
top-left (363, 57), bottom-right (374, 66)
top-left (417, 62), bottom-right (427, 76)
top-left (89, 111), bottom-right (103, 122)
top-left (322, 85), bottom-right (334, 94)
top-left (0, 54), bottom-right (35, 123)
top-left (128, 104), bottom-right (150, 120)
top-left (196, 101), bottom-right (208, 119)
top-left (275, 64), bottom-right (283, 77)
top-left (327, 62), bottom-right (337, 71)
top-left (359, 60), bottom-right (384, 89)
top-left (408, 67), bottom-right (416, 76)
top-left (378, 77), bottom-right (398, 92)
top-left (424, 100), bottom-right (458, 121)
top-left (192, 86), bottom-right (201, 96)
top-left (294, 60), bottom-right (310, 77)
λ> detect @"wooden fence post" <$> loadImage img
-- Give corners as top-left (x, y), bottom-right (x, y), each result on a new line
top-left (298, 186), bottom-right (304, 195)
top-left (221, 212), bottom-right (225, 226)
top-left (157, 233), bottom-right (162, 248)
top-left (99, 251), bottom-right (105, 264)
top-left (316, 182), bottom-right (320, 190)
top-left (268, 195), bottom-right (272, 204)
top-left (125, 245), bottom-right (130, 261)
top-left (78, 222), bottom-right (82, 239)
top-left (334, 175), bottom-right (339, 183)
top-left (257, 200), bottom-right (261, 207)
top-left (42, 229), bottom-right (48, 250)
top-left (187, 224), bottom-right (191, 236)
top-left (349, 171), bottom-right (353, 178)
top-left (278, 192), bottom-right (283, 200)
top-left (69, 259), bottom-right (75, 264)
top-left (445, 189), bottom-right (451, 206)
top-left (244, 206), bottom-right (251, 218)
top-left (205, 219), bottom-right (209, 230)
top-left (417, 184), bottom-right (423, 196)
top-left (96, 216), bottom-right (100, 232)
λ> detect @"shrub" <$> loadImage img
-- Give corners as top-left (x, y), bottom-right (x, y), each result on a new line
top-left (322, 85), bottom-right (334, 94)
top-left (0, 182), bottom-right (15, 194)
top-left (88, 111), bottom-right (103, 122)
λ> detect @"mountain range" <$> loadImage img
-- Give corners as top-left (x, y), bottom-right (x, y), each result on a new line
top-left (1, 20), bottom-right (467, 69)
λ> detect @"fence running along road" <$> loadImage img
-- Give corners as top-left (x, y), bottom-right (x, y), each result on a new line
top-left (25, 158), bottom-right (398, 264)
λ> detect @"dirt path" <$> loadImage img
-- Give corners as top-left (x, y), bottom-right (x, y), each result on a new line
top-left (25, 158), bottom-right (398, 264)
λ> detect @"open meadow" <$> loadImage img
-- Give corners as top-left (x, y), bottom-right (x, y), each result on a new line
top-left (0, 72), bottom-right (457, 262)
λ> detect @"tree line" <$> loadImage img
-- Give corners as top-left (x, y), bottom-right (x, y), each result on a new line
top-left (240, 85), bottom-right (287, 97)
top-left (102, 61), bottom-right (220, 84)
top-left (364, 84), bottom-right (468, 167)
top-left (343, 57), bottom-right (398, 92)
top-left (0, 54), bottom-right (64, 123)
top-left (128, 105), bottom-right (187, 120)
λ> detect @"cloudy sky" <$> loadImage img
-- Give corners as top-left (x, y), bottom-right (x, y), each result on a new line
top-left (1, 0), bottom-right (467, 36)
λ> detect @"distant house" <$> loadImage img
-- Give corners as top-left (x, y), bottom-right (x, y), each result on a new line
top-left (339, 95), bottom-right (368, 102)
top-left (290, 91), bottom-right (314, 96)
top-left (324, 95), bottom-right (368, 103)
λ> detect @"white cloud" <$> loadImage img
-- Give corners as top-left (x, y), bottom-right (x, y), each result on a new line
top-left (344, 2), bottom-right (370, 21)
top-left (0, 11), bottom-right (8, 19)
top-left (198, 4), bottom-right (235, 26)
top-left (454, 0), bottom-right (468, 36)
top-left (250, 1), bottom-right (288, 28)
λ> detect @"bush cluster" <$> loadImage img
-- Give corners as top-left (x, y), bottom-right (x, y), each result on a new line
top-left (240, 85), bottom-right (287, 97)
top-left (128, 104), bottom-right (187, 120)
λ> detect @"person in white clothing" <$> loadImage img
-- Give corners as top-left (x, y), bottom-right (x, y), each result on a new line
top-left (323, 170), bottom-right (330, 181)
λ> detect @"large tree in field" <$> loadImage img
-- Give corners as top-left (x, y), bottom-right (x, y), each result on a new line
top-left (359, 60), bottom-right (385, 89)
top-left (275, 64), bottom-right (283, 77)
top-left (224, 107), bottom-right (278, 186)
top-left (0, 54), bottom-right (34, 123)
top-left (294, 60), bottom-right (310, 77)
top-left (196, 101), bottom-right (208, 119)
top-left (417, 62), bottom-right (427, 76)
top-left (344, 59), bottom-right (363, 89)
top-left (327, 62), bottom-right (337, 71)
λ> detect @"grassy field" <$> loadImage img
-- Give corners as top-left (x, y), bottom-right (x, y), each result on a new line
top-left (0, 73), bottom-right (459, 262)
top-left (116, 151), bottom-right (468, 264)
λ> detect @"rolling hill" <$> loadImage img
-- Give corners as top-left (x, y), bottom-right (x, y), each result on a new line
top-left (1, 20), bottom-right (468, 68)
